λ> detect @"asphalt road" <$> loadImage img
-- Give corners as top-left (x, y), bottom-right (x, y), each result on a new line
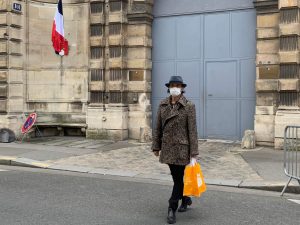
top-left (0, 165), bottom-right (299, 225)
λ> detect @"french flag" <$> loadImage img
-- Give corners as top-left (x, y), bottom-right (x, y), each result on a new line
top-left (52, 0), bottom-right (69, 56)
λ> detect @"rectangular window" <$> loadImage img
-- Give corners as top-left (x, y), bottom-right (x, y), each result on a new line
top-left (280, 36), bottom-right (298, 51)
top-left (90, 91), bottom-right (105, 103)
top-left (91, 2), bottom-right (103, 14)
top-left (91, 24), bottom-right (103, 36)
top-left (280, 8), bottom-right (299, 24)
top-left (91, 47), bottom-right (103, 59)
top-left (109, 92), bottom-right (127, 103)
top-left (109, 46), bottom-right (122, 58)
top-left (279, 92), bottom-right (299, 106)
top-left (109, 23), bottom-right (122, 35)
top-left (91, 69), bottom-right (104, 81)
top-left (110, 69), bottom-right (126, 81)
top-left (280, 64), bottom-right (299, 79)
top-left (110, 1), bottom-right (122, 12)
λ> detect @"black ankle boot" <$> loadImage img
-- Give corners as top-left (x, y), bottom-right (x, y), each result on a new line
top-left (167, 207), bottom-right (176, 224)
top-left (178, 197), bottom-right (192, 212)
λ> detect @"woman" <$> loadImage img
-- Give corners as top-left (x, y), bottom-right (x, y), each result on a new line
top-left (152, 76), bottom-right (199, 224)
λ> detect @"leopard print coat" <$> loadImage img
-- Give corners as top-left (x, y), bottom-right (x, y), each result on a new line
top-left (152, 95), bottom-right (199, 165)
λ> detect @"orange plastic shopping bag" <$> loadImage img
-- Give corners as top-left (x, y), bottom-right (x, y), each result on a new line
top-left (183, 162), bottom-right (206, 197)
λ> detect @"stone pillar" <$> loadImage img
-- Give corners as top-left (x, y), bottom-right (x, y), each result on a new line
top-left (275, 0), bottom-right (300, 148)
top-left (254, 0), bottom-right (279, 146)
top-left (0, 0), bottom-right (25, 137)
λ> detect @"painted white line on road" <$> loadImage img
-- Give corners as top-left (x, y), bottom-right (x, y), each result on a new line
top-left (0, 169), bottom-right (8, 172)
top-left (288, 199), bottom-right (300, 205)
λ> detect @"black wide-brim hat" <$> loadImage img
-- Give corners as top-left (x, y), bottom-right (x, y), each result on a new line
top-left (165, 76), bottom-right (187, 88)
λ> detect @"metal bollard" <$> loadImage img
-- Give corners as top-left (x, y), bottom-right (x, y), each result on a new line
top-left (281, 126), bottom-right (300, 196)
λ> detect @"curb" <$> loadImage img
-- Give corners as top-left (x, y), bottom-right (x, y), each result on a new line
top-left (0, 156), bottom-right (299, 194)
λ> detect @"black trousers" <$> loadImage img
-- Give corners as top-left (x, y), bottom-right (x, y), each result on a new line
top-left (168, 164), bottom-right (190, 211)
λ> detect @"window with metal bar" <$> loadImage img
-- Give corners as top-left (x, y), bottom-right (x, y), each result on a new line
top-left (91, 47), bottom-right (103, 59)
top-left (109, 92), bottom-right (127, 103)
top-left (91, 24), bottom-right (103, 36)
top-left (280, 36), bottom-right (298, 51)
top-left (109, 23), bottom-right (122, 35)
top-left (91, 69), bottom-right (104, 81)
top-left (280, 8), bottom-right (299, 24)
top-left (90, 91), bottom-right (105, 103)
top-left (280, 64), bottom-right (299, 79)
top-left (91, 2), bottom-right (103, 14)
top-left (279, 92), bottom-right (299, 106)
top-left (110, 1), bottom-right (122, 12)
top-left (110, 69), bottom-right (122, 81)
top-left (109, 47), bottom-right (122, 58)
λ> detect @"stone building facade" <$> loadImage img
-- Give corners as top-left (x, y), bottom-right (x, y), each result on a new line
top-left (0, 0), bottom-right (299, 148)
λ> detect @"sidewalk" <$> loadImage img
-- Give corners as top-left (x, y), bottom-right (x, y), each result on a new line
top-left (0, 137), bottom-right (299, 193)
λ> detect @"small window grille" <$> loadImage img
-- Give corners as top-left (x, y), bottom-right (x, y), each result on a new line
top-left (110, 1), bottom-right (122, 12)
top-left (280, 8), bottom-right (299, 24)
top-left (280, 36), bottom-right (298, 51)
top-left (279, 92), bottom-right (299, 106)
top-left (91, 47), bottom-right (103, 59)
top-left (280, 64), bottom-right (299, 79)
top-left (109, 92), bottom-right (127, 103)
top-left (91, 24), bottom-right (103, 36)
top-left (91, 2), bottom-right (103, 14)
top-left (109, 47), bottom-right (122, 58)
top-left (110, 69), bottom-right (127, 81)
top-left (109, 24), bottom-right (122, 35)
top-left (90, 91), bottom-right (105, 103)
top-left (91, 69), bottom-right (104, 81)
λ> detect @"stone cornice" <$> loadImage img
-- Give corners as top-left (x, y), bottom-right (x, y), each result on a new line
top-left (254, 0), bottom-right (279, 13)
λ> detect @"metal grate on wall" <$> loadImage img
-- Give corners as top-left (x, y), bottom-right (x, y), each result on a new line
top-left (109, 46), bottom-right (122, 58)
top-left (280, 64), bottom-right (300, 79)
top-left (91, 47), bottom-right (103, 59)
top-left (90, 91), bottom-right (105, 103)
top-left (110, 1), bottom-right (122, 12)
top-left (91, 24), bottom-right (103, 36)
top-left (109, 23), bottom-right (122, 35)
top-left (91, 69), bottom-right (104, 81)
top-left (110, 69), bottom-right (127, 81)
top-left (280, 36), bottom-right (298, 51)
top-left (279, 92), bottom-right (299, 107)
top-left (109, 92), bottom-right (128, 104)
top-left (280, 8), bottom-right (299, 24)
top-left (91, 2), bottom-right (103, 14)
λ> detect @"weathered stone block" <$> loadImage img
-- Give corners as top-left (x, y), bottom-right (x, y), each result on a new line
top-left (257, 28), bottom-right (279, 39)
top-left (0, 71), bottom-right (7, 82)
top-left (9, 41), bottom-right (21, 55)
top-left (257, 53), bottom-right (279, 65)
top-left (90, 14), bottom-right (104, 24)
top-left (254, 115), bottom-right (275, 142)
top-left (90, 81), bottom-right (105, 91)
top-left (0, 41), bottom-right (7, 53)
top-left (256, 93), bottom-right (278, 106)
top-left (0, 100), bottom-right (7, 112)
top-left (9, 83), bottom-right (23, 98)
top-left (275, 110), bottom-right (300, 138)
top-left (109, 58), bottom-right (126, 68)
top-left (127, 47), bottom-right (151, 59)
top-left (9, 55), bottom-right (23, 68)
top-left (0, 14), bottom-right (7, 25)
top-left (256, 106), bottom-right (276, 115)
top-left (0, 55), bottom-right (8, 68)
top-left (90, 36), bottom-right (105, 46)
top-left (279, 0), bottom-right (300, 8)
top-left (279, 23), bottom-right (300, 36)
top-left (274, 138), bottom-right (284, 149)
top-left (257, 39), bottom-right (279, 54)
top-left (256, 79), bottom-right (278, 92)
top-left (109, 13), bottom-right (127, 23)
top-left (127, 24), bottom-right (151, 37)
top-left (127, 59), bottom-right (152, 70)
top-left (90, 60), bottom-right (105, 69)
top-left (128, 81), bottom-right (147, 92)
top-left (279, 51), bottom-right (300, 63)
top-left (7, 13), bottom-right (23, 27)
top-left (257, 13), bottom-right (279, 28)
top-left (0, 85), bottom-right (7, 97)
top-left (108, 35), bottom-right (124, 46)
top-left (278, 79), bottom-right (299, 91)
top-left (8, 69), bottom-right (23, 83)
top-left (258, 65), bottom-right (279, 79)
top-left (8, 98), bottom-right (23, 112)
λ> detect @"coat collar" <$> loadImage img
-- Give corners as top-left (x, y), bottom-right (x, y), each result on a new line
top-left (161, 95), bottom-right (188, 107)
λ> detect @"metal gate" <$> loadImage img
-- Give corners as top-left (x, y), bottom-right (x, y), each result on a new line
top-left (152, 1), bottom-right (256, 140)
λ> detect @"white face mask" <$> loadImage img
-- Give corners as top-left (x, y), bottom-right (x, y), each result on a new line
top-left (169, 87), bottom-right (182, 97)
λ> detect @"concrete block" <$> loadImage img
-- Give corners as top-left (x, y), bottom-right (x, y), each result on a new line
top-left (257, 39), bottom-right (279, 54)
top-left (9, 83), bottom-right (23, 98)
top-left (279, 51), bottom-right (300, 64)
top-left (256, 79), bottom-right (278, 92)
top-left (256, 106), bottom-right (276, 115)
top-left (255, 115), bottom-right (275, 142)
top-left (257, 13), bottom-right (279, 28)
top-left (278, 79), bottom-right (299, 91)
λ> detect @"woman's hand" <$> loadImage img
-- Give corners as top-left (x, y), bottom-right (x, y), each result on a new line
top-left (153, 150), bottom-right (160, 157)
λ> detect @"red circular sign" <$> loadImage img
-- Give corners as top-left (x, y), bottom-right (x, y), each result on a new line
top-left (21, 113), bottom-right (37, 134)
